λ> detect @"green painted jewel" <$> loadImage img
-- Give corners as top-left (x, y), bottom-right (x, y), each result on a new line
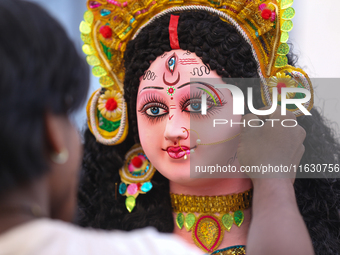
top-left (81, 33), bottom-right (92, 44)
top-left (277, 43), bottom-right (290, 55)
top-left (280, 32), bottom-right (289, 43)
top-left (234, 210), bottom-right (244, 227)
top-left (285, 85), bottom-right (306, 109)
top-left (278, 84), bottom-right (305, 108)
top-left (281, 20), bottom-right (293, 32)
top-left (84, 10), bottom-right (94, 24)
top-left (222, 214), bottom-right (234, 232)
top-left (176, 213), bottom-right (185, 229)
top-left (92, 66), bottom-right (107, 77)
top-left (82, 44), bottom-right (95, 55)
top-left (282, 7), bottom-right (295, 20)
top-left (293, 91), bottom-right (306, 99)
top-left (79, 21), bottom-right (91, 34)
top-left (184, 213), bottom-right (196, 231)
top-left (208, 0), bottom-right (220, 5)
top-left (275, 55), bottom-right (288, 68)
top-left (100, 42), bottom-right (113, 60)
top-left (281, 0), bottom-right (294, 9)
top-left (98, 110), bottom-right (121, 132)
top-left (100, 76), bottom-right (114, 88)
top-left (125, 196), bottom-right (136, 213)
top-left (86, 55), bottom-right (100, 66)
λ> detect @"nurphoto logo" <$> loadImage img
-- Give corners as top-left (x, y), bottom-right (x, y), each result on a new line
top-left (200, 84), bottom-right (312, 128)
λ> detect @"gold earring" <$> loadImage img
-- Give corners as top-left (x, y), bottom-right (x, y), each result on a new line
top-left (119, 144), bottom-right (156, 212)
top-left (51, 149), bottom-right (69, 164)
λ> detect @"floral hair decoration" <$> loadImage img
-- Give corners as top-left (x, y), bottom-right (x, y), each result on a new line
top-left (81, 0), bottom-right (314, 146)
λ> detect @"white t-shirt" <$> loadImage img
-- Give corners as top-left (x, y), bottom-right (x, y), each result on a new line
top-left (0, 219), bottom-right (200, 255)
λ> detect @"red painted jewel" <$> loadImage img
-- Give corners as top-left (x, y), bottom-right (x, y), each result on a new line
top-left (105, 98), bottom-right (117, 111)
top-left (171, 97), bottom-right (173, 100)
top-left (131, 156), bottom-right (143, 168)
top-left (168, 88), bottom-right (174, 94)
top-left (277, 82), bottom-right (287, 94)
top-left (261, 9), bottom-right (272, 20)
top-left (137, 183), bottom-right (142, 190)
top-left (100, 26), bottom-right (113, 39)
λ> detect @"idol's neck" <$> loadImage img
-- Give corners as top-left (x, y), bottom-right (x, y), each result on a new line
top-left (170, 178), bottom-right (253, 252)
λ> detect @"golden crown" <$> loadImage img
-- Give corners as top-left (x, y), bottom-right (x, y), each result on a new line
top-left (80, 0), bottom-right (314, 145)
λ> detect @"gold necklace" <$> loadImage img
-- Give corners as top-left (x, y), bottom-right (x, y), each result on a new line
top-left (170, 189), bottom-right (252, 253)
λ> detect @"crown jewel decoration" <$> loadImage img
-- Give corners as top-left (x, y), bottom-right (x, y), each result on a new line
top-left (81, 0), bottom-right (314, 145)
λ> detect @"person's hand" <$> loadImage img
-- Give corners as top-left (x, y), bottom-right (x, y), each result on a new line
top-left (240, 108), bottom-right (314, 255)
top-left (237, 107), bottom-right (306, 184)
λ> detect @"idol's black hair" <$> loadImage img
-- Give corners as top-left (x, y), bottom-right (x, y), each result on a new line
top-left (0, 0), bottom-right (89, 194)
top-left (78, 11), bottom-right (340, 254)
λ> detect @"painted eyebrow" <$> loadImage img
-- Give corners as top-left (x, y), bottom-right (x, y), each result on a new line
top-left (177, 81), bottom-right (217, 90)
top-left (177, 81), bottom-right (223, 105)
top-left (139, 86), bottom-right (164, 94)
top-left (177, 82), bottom-right (192, 89)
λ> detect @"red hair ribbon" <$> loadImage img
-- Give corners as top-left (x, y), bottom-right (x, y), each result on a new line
top-left (169, 15), bottom-right (180, 49)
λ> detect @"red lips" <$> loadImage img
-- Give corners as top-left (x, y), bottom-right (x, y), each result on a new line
top-left (166, 146), bottom-right (190, 159)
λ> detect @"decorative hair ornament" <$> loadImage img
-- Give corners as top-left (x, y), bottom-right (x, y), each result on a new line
top-left (81, 0), bottom-right (314, 145)
top-left (86, 88), bottom-right (128, 145)
top-left (119, 144), bottom-right (156, 212)
top-left (171, 189), bottom-right (252, 253)
top-left (169, 14), bottom-right (180, 49)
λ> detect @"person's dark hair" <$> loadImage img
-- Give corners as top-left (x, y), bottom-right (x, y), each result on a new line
top-left (78, 11), bottom-right (340, 254)
top-left (0, 0), bottom-right (89, 194)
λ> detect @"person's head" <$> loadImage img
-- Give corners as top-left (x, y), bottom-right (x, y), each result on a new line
top-left (124, 12), bottom-right (260, 184)
top-left (0, 0), bottom-right (89, 221)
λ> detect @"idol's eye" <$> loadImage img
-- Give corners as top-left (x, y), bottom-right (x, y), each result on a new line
top-left (168, 56), bottom-right (176, 74)
top-left (138, 94), bottom-right (168, 121)
top-left (186, 101), bottom-right (201, 112)
top-left (145, 105), bottom-right (168, 116)
top-left (183, 99), bottom-right (214, 113)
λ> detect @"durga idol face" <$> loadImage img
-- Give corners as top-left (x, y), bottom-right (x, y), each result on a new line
top-left (136, 49), bottom-right (244, 185)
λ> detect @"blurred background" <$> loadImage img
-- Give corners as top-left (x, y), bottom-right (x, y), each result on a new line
top-left (27, 0), bottom-right (340, 134)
